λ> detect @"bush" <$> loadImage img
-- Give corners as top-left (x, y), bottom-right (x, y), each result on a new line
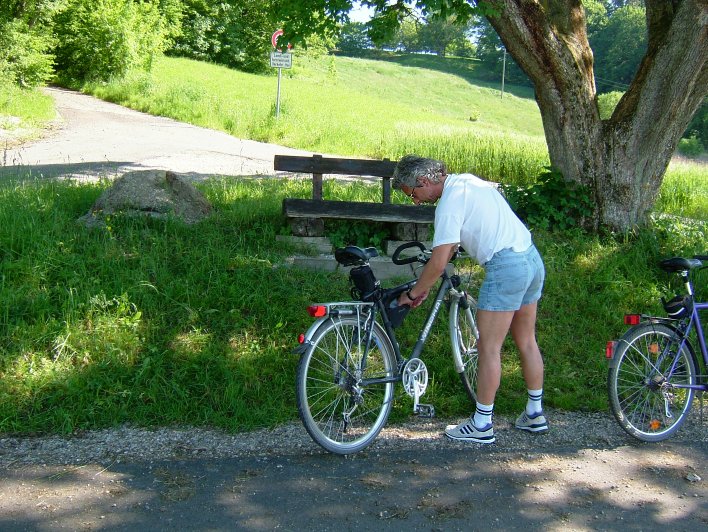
top-left (501, 168), bottom-right (594, 232)
top-left (53, 0), bottom-right (168, 83)
top-left (677, 134), bottom-right (705, 158)
top-left (0, 19), bottom-right (55, 87)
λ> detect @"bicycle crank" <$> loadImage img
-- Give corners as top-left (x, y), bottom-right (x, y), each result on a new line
top-left (402, 358), bottom-right (435, 417)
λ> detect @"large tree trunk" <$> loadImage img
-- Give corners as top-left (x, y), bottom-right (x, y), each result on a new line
top-left (486, 0), bottom-right (708, 231)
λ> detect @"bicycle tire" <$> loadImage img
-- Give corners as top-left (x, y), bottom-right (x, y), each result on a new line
top-left (450, 293), bottom-right (480, 405)
top-left (608, 322), bottom-right (697, 442)
top-left (296, 316), bottom-right (396, 455)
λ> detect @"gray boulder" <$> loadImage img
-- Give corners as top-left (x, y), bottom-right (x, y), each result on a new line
top-left (79, 170), bottom-right (212, 227)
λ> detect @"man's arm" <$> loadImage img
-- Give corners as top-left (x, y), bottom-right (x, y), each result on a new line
top-left (398, 243), bottom-right (458, 308)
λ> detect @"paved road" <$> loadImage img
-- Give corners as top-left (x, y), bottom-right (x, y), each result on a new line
top-left (0, 87), bottom-right (311, 181)
top-left (2, 437), bottom-right (706, 531)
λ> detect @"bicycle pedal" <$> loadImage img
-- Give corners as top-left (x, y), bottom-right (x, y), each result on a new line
top-left (416, 404), bottom-right (435, 418)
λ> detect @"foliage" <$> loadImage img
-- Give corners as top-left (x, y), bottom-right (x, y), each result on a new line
top-left (590, 5), bottom-right (647, 90)
top-left (684, 97), bottom-right (707, 151)
top-left (597, 91), bottom-right (624, 120)
top-left (53, 0), bottom-right (169, 83)
top-left (326, 220), bottom-right (389, 251)
top-left (0, 19), bottom-right (56, 87)
top-left (471, 16), bottom-right (530, 86)
top-left (501, 168), bottom-right (595, 232)
top-left (337, 21), bottom-right (373, 52)
top-left (677, 134), bottom-right (705, 158)
top-left (166, 0), bottom-right (278, 73)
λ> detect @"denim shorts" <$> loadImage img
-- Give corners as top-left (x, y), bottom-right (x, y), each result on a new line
top-left (478, 245), bottom-right (545, 311)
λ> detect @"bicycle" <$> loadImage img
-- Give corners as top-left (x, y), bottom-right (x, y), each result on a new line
top-left (293, 241), bottom-right (479, 455)
top-left (606, 254), bottom-right (708, 442)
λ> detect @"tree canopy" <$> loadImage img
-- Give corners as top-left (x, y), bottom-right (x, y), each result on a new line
top-left (277, 0), bottom-right (708, 232)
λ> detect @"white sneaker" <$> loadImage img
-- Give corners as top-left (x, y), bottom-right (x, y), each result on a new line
top-left (515, 411), bottom-right (549, 433)
top-left (444, 419), bottom-right (495, 444)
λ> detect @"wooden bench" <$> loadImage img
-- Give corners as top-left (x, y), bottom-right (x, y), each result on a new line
top-left (274, 154), bottom-right (435, 240)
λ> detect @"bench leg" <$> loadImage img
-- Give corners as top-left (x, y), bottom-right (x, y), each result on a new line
top-left (289, 217), bottom-right (325, 237)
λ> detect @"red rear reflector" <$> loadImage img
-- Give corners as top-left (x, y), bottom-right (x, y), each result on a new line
top-left (606, 341), bottom-right (616, 359)
top-left (307, 305), bottom-right (327, 317)
top-left (298, 334), bottom-right (305, 344)
top-left (624, 314), bottom-right (641, 325)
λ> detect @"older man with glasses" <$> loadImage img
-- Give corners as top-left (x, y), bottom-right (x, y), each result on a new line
top-left (393, 155), bottom-right (548, 444)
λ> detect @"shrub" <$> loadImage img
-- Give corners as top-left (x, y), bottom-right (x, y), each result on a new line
top-left (501, 168), bottom-right (594, 232)
top-left (0, 19), bottom-right (55, 87)
top-left (53, 0), bottom-right (168, 83)
top-left (677, 134), bottom-right (705, 158)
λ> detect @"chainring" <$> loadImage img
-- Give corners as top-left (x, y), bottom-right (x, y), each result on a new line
top-left (402, 358), bottom-right (428, 398)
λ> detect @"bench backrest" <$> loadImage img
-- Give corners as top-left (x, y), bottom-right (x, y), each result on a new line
top-left (274, 154), bottom-right (397, 203)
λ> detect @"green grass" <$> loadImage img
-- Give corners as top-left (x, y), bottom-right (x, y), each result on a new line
top-left (85, 54), bottom-right (549, 186)
top-left (0, 176), bottom-right (706, 434)
top-left (0, 81), bottom-right (55, 146)
top-left (1, 52), bottom-right (707, 435)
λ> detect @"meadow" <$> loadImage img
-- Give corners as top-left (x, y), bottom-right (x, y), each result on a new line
top-left (0, 53), bottom-right (706, 434)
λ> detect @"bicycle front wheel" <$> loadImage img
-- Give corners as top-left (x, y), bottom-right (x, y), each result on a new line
top-left (608, 322), bottom-right (697, 442)
top-left (450, 293), bottom-right (480, 404)
top-left (296, 316), bottom-right (397, 455)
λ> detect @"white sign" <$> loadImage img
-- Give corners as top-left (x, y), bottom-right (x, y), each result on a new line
top-left (270, 52), bottom-right (292, 69)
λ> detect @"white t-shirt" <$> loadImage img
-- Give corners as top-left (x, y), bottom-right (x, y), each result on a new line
top-left (432, 173), bottom-right (532, 264)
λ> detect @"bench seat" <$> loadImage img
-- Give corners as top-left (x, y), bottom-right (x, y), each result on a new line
top-left (282, 199), bottom-right (434, 240)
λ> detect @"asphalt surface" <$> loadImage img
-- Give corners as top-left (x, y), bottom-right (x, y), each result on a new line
top-left (2, 439), bottom-right (707, 531)
top-left (0, 88), bottom-right (706, 531)
top-left (1, 87), bottom-right (311, 181)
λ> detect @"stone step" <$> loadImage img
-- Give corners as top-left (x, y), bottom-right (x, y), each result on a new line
top-left (286, 254), bottom-right (423, 281)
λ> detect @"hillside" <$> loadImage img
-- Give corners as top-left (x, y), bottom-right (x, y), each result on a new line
top-left (84, 53), bottom-right (548, 180)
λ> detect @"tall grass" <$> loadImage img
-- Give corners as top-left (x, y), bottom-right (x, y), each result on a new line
top-left (656, 158), bottom-right (708, 220)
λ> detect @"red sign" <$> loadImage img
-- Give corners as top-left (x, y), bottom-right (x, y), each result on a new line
top-left (272, 29), bottom-right (284, 49)
top-left (271, 29), bottom-right (292, 51)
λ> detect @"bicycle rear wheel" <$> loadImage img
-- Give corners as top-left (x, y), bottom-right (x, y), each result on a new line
top-left (450, 293), bottom-right (479, 404)
top-left (608, 322), bottom-right (697, 442)
top-left (296, 316), bottom-right (396, 455)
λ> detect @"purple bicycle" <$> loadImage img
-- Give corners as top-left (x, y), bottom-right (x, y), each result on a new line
top-left (606, 255), bottom-right (707, 442)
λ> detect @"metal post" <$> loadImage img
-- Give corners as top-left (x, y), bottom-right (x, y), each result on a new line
top-left (276, 67), bottom-right (282, 117)
top-left (501, 48), bottom-right (507, 99)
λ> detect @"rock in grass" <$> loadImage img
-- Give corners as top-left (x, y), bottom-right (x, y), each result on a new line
top-left (78, 170), bottom-right (212, 227)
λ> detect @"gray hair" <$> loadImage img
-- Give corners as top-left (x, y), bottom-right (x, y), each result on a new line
top-left (392, 155), bottom-right (447, 189)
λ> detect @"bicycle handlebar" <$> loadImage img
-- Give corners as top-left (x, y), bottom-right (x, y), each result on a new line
top-left (391, 241), bottom-right (470, 266)
top-left (391, 241), bottom-right (427, 265)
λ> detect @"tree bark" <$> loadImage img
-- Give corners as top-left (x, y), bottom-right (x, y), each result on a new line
top-left (486, 0), bottom-right (707, 231)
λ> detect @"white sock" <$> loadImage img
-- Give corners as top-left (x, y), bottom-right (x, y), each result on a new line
top-left (526, 388), bottom-right (543, 415)
top-left (472, 402), bottom-right (494, 428)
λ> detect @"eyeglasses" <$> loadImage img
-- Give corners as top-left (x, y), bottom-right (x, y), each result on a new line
top-left (407, 186), bottom-right (418, 200)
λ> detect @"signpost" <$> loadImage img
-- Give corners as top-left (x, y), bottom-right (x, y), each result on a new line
top-left (271, 30), bottom-right (292, 118)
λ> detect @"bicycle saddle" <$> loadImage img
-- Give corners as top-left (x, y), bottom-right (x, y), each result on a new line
top-left (659, 257), bottom-right (702, 273)
top-left (334, 246), bottom-right (379, 266)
